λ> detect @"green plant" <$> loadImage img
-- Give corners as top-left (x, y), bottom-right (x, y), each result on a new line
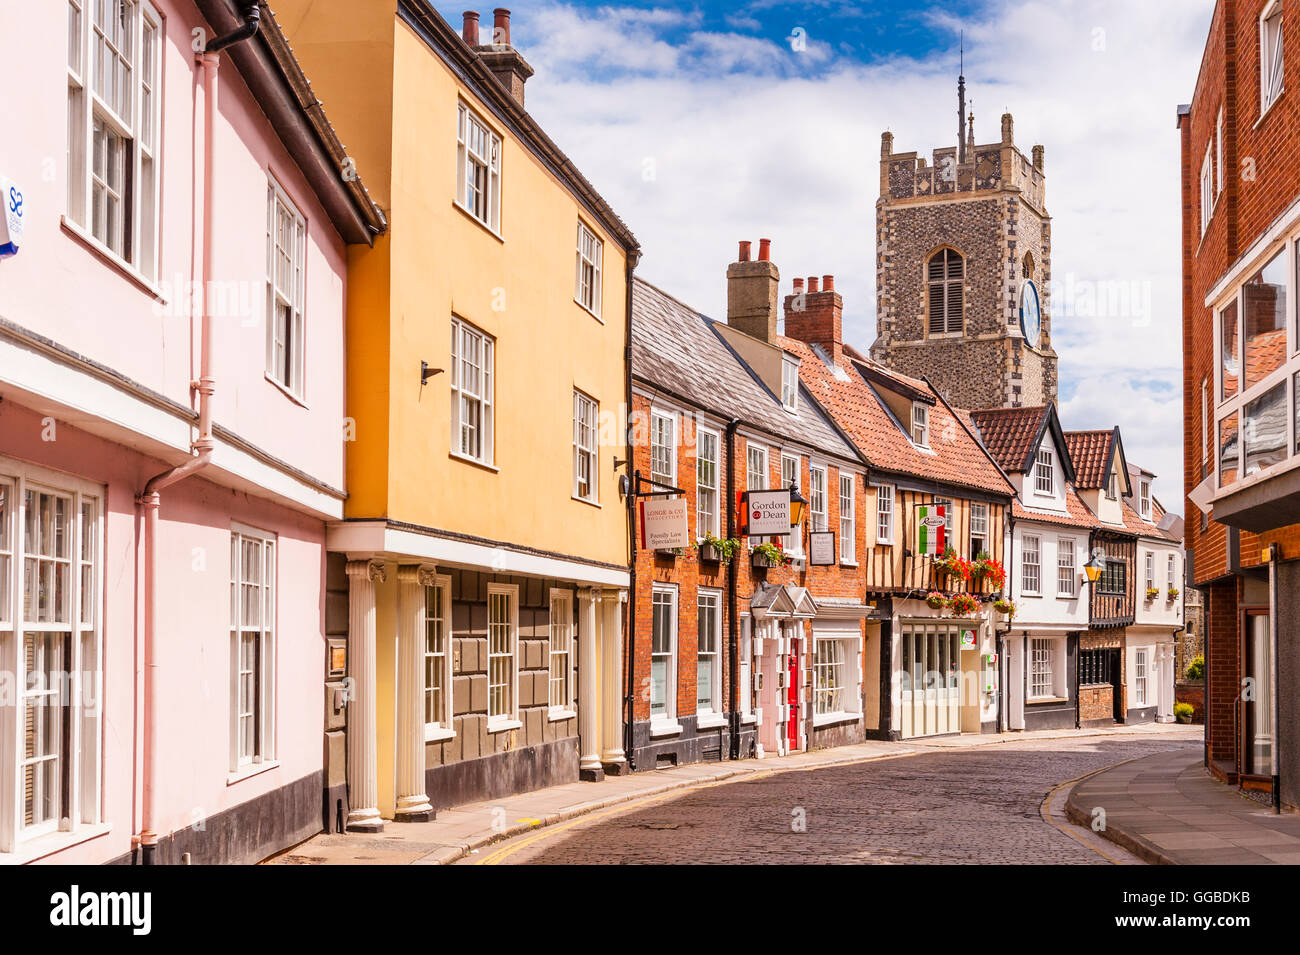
top-left (1145, 586), bottom-right (1160, 600)
top-left (1167, 587), bottom-right (1180, 600)
top-left (694, 533), bottom-right (740, 562)
top-left (924, 591), bottom-right (949, 610)
top-left (751, 542), bottom-right (792, 566)
top-left (1174, 701), bottom-right (1195, 724)
top-left (993, 598), bottom-right (1016, 616)
top-left (1185, 654), bottom-right (1205, 681)
top-left (934, 547), bottom-right (973, 582)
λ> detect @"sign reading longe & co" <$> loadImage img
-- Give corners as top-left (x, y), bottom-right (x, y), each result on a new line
top-left (746, 489), bottom-right (792, 536)
top-left (639, 496), bottom-right (689, 550)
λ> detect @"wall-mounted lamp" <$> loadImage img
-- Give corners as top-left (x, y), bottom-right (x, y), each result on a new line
top-left (788, 483), bottom-right (808, 527)
top-left (420, 361), bottom-right (443, 386)
top-left (1081, 547), bottom-right (1107, 587)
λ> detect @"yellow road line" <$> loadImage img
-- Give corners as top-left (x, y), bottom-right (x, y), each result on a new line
top-left (1039, 756), bottom-right (1146, 866)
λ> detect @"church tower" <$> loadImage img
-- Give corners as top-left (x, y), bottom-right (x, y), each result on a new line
top-left (870, 76), bottom-right (1057, 410)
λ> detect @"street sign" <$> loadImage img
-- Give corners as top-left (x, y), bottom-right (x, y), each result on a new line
top-left (746, 489), bottom-right (791, 535)
top-left (639, 496), bottom-right (689, 550)
top-left (809, 531), bottom-right (836, 566)
top-left (915, 503), bottom-right (947, 556)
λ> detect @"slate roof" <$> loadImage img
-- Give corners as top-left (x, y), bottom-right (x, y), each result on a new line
top-left (1064, 430), bottom-right (1115, 489)
top-left (630, 279), bottom-right (857, 461)
top-left (969, 406), bottom-right (1050, 473)
top-left (782, 340), bottom-right (1013, 496)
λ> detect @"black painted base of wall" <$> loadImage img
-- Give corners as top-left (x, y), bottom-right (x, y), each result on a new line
top-left (109, 770), bottom-right (324, 865)
top-left (425, 736), bottom-right (579, 810)
top-left (863, 727), bottom-right (902, 742)
top-left (980, 720), bottom-right (998, 735)
top-left (1080, 717), bottom-right (1117, 729)
top-left (628, 715), bottom-right (750, 770)
top-left (322, 782), bottom-right (347, 835)
top-left (1025, 704), bottom-right (1077, 731)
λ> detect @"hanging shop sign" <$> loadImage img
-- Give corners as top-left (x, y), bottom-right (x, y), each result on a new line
top-left (639, 496), bottom-right (689, 550)
top-left (915, 503), bottom-right (947, 556)
top-left (745, 489), bottom-right (792, 536)
top-left (960, 628), bottom-right (977, 650)
top-left (809, 531), bottom-right (836, 566)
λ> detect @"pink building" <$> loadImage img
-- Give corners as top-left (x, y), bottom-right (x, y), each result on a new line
top-left (0, 0), bottom-right (384, 863)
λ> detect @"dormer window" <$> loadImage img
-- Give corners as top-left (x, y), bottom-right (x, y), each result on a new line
top-left (781, 356), bottom-right (800, 412)
top-left (1106, 470), bottom-right (1118, 500)
top-left (1139, 478), bottom-right (1152, 520)
top-left (911, 402), bottom-right (930, 448)
top-left (1035, 447), bottom-right (1054, 495)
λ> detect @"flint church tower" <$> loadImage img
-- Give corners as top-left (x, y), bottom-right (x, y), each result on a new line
top-left (870, 67), bottom-right (1057, 410)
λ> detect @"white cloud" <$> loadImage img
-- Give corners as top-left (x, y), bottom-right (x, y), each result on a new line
top-left (506, 0), bottom-right (1214, 511)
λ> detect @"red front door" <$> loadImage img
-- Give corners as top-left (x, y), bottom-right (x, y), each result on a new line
top-left (787, 637), bottom-right (800, 751)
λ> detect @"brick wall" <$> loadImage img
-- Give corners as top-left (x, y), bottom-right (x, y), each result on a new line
top-left (1204, 577), bottom-right (1240, 766)
top-left (1079, 684), bottom-right (1113, 723)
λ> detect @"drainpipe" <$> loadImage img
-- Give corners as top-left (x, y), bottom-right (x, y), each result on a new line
top-left (725, 417), bottom-right (740, 760)
top-left (1269, 547), bottom-right (1281, 813)
top-left (623, 254), bottom-right (638, 770)
top-left (134, 1), bottom-right (260, 866)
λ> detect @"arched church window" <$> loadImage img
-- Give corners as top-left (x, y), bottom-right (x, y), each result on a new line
top-left (1023, 252), bottom-right (1035, 279)
top-left (927, 249), bottom-right (964, 335)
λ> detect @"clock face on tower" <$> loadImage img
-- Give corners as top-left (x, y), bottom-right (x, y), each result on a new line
top-left (1019, 280), bottom-right (1042, 349)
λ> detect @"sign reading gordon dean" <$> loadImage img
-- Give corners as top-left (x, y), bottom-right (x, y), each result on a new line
top-left (639, 496), bottom-right (689, 550)
top-left (746, 489), bottom-right (791, 536)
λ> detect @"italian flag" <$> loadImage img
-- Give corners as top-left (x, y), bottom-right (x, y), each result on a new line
top-left (917, 504), bottom-right (947, 556)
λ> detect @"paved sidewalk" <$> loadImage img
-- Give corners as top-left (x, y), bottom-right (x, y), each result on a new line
top-left (266, 722), bottom-right (1196, 865)
top-left (1066, 748), bottom-right (1300, 864)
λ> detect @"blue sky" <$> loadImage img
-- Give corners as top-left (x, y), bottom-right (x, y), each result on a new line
top-left (440, 0), bottom-right (1217, 511)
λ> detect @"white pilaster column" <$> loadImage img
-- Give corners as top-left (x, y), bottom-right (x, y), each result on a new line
top-left (345, 559), bottom-right (386, 832)
top-left (600, 588), bottom-right (628, 771)
top-left (395, 565), bottom-right (437, 821)
top-left (577, 587), bottom-right (604, 781)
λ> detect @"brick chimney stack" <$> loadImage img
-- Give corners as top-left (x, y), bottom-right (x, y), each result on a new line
top-left (784, 274), bottom-right (844, 365)
top-left (466, 8), bottom-right (534, 108)
top-left (727, 238), bottom-right (779, 343)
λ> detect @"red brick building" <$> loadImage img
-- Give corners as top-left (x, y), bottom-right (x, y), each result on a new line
top-left (1180, 0), bottom-right (1300, 809)
top-left (627, 256), bottom-right (870, 769)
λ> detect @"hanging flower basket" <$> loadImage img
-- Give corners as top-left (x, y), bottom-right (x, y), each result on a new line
top-left (751, 542), bottom-right (792, 568)
top-left (993, 598), bottom-right (1016, 617)
top-left (974, 557), bottom-right (1006, 590)
top-left (924, 591), bottom-right (949, 611)
top-left (933, 547), bottom-right (972, 585)
top-left (949, 593), bottom-right (981, 616)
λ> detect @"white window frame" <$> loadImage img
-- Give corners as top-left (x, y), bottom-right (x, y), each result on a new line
top-left (66, 0), bottom-right (163, 280)
top-left (1200, 143), bottom-right (1214, 236)
top-left (874, 483), bottom-right (894, 545)
top-left (450, 317), bottom-right (495, 466)
top-left (813, 630), bottom-right (862, 725)
top-left (1029, 637), bottom-right (1055, 700)
top-left (747, 444), bottom-right (768, 491)
top-left (696, 589), bottom-right (723, 720)
top-left (809, 464), bottom-right (828, 532)
top-left (573, 390), bottom-right (599, 503)
top-left (575, 220), bottom-right (603, 318)
top-left (1145, 551), bottom-right (1156, 592)
top-left (781, 355), bottom-right (800, 412)
top-left (839, 472), bottom-right (856, 565)
top-left (911, 402), bottom-right (930, 448)
top-left (1216, 107), bottom-right (1225, 196)
top-left (1261, 0), bottom-right (1285, 116)
top-left (969, 501), bottom-right (988, 557)
top-left (1167, 553), bottom-right (1177, 594)
top-left (650, 411), bottom-right (676, 490)
top-left (650, 585), bottom-right (678, 725)
top-left (486, 583), bottom-right (520, 731)
top-left (780, 452), bottom-right (802, 556)
top-left (456, 100), bottom-right (502, 233)
top-left (1022, 534), bottom-right (1041, 595)
top-left (1035, 447), bottom-right (1054, 496)
top-left (266, 177), bottom-right (307, 399)
top-left (0, 461), bottom-right (104, 854)
top-left (1057, 537), bottom-right (1077, 597)
top-left (696, 426), bottom-right (720, 540)
top-left (1134, 649), bottom-right (1149, 707)
top-left (1139, 478), bottom-right (1152, 520)
top-left (424, 575), bottom-right (454, 739)
top-left (548, 589), bottom-right (575, 720)
top-left (230, 523), bottom-right (277, 775)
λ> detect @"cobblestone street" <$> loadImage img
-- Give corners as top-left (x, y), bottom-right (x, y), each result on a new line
top-left (474, 734), bottom-right (1199, 864)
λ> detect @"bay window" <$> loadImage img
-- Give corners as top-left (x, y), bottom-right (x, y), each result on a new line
top-left (1, 466), bottom-right (103, 853)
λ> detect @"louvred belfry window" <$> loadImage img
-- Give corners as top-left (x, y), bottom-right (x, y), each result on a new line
top-left (928, 249), bottom-right (964, 335)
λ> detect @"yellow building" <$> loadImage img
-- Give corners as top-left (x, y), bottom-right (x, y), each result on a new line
top-left (272, 1), bottom-right (639, 826)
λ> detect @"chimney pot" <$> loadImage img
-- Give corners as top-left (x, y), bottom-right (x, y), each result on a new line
top-left (462, 10), bottom-right (480, 45)
top-left (758, 238), bottom-right (772, 262)
top-left (738, 240), bottom-right (751, 262)
top-left (493, 8), bottom-right (511, 45)
top-left (807, 276), bottom-right (819, 293)
top-left (792, 277), bottom-right (804, 292)
top-left (822, 275), bottom-right (834, 292)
